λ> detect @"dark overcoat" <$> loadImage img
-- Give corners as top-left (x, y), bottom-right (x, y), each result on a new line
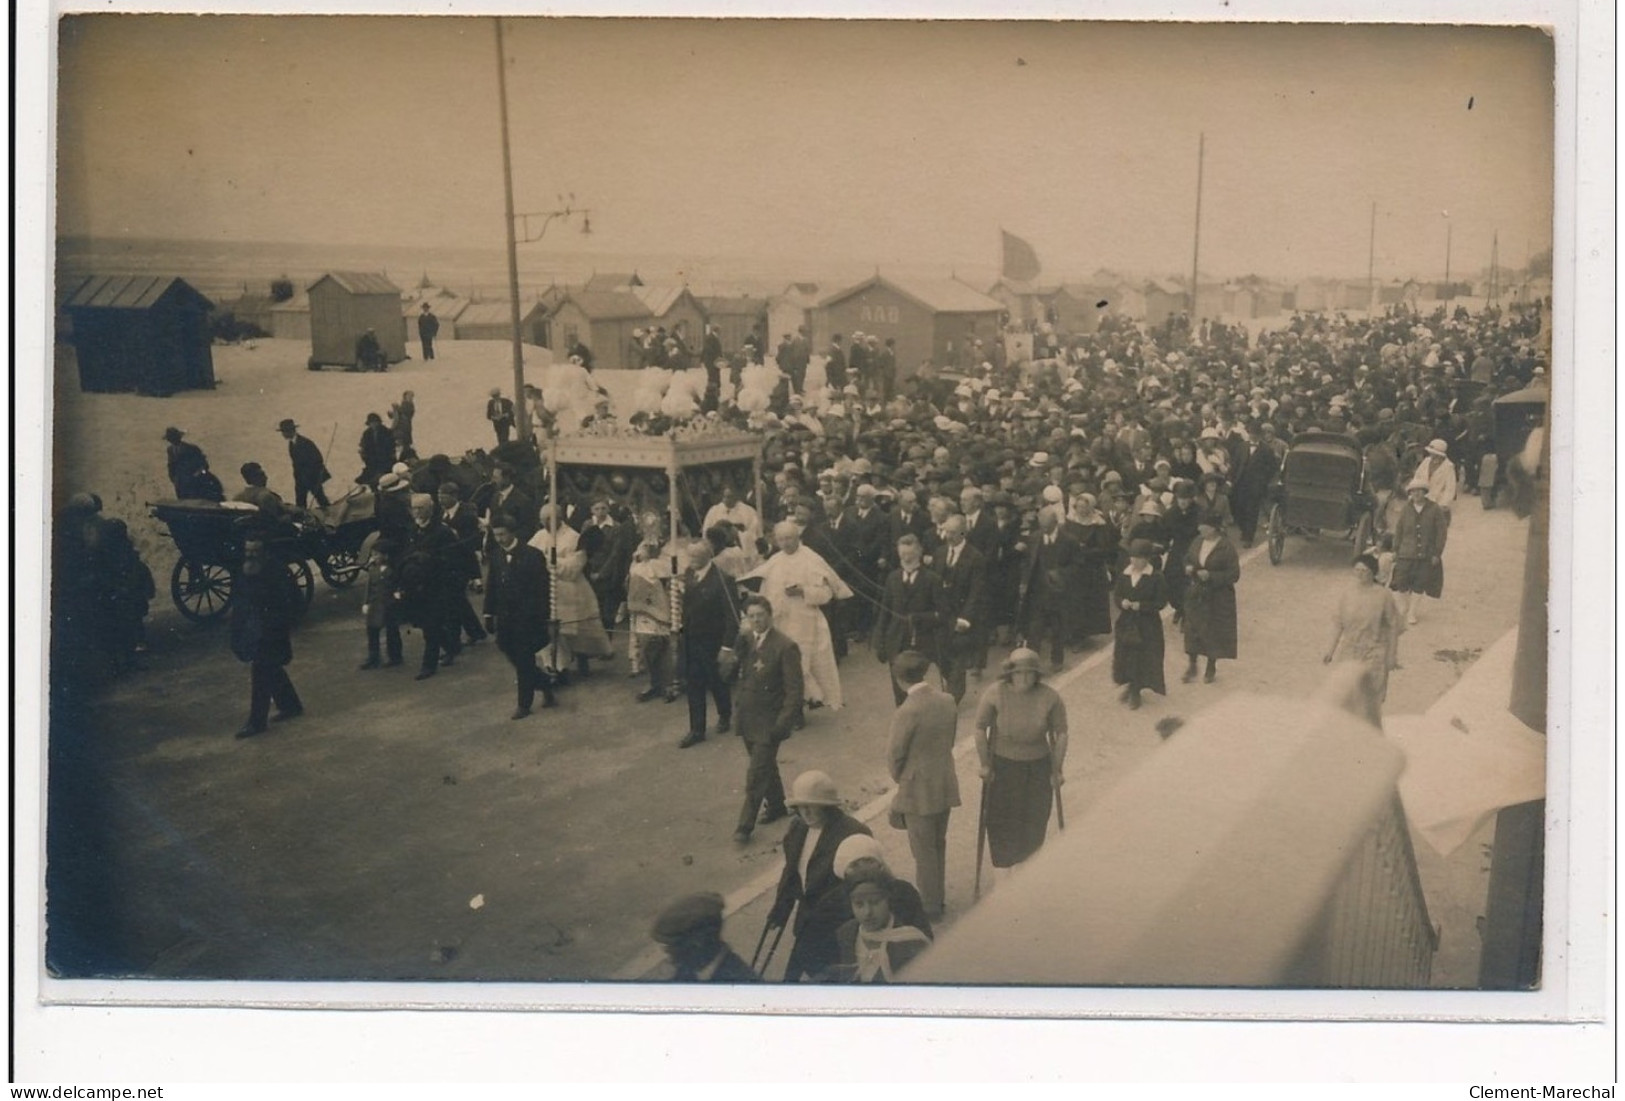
top-left (1181, 536), bottom-right (1240, 659)
top-left (1110, 567), bottom-right (1168, 694)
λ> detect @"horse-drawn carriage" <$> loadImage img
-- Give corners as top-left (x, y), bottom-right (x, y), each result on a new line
top-left (1265, 431), bottom-right (1381, 567)
top-left (150, 492), bottom-right (378, 622)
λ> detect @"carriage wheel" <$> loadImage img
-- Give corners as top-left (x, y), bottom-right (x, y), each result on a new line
top-left (171, 558), bottom-right (234, 622)
top-left (319, 548), bottom-right (362, 589)
top-left (1352, 512), bottom-right (1374, 564)
top-left (289, 559), bottom-right (315, 611)
top-left (1266, 504), bottom-right (1285, 566)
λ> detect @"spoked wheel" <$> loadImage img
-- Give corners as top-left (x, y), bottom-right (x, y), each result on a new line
top-left (171, 558), bottom-right (234, 622)
top-left (319, 548), bottom-right (362, 588)
top-left (1266, 504), bottom-right (1285, 566)
top-left (1352, 512), bottom-right (1374, 563)
top-left (288, 559), bottom-right (315, 612)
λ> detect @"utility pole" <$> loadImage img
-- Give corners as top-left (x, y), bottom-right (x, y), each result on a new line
top-left (1443, 215), bottom-right (1453, 301)
top-left (1490, 230), bottom-right (1500, 306)
top-left (494, 17), bottom-right (531, 442)
top-left (1367, 201), bottom-right (1377, 313)
top-left (1190, 132), bottom-right (1204, 325)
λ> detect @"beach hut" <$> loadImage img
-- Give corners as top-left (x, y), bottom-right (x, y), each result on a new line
top-left (63, 274), bottom-right (216, 395)
top-left (632, 285), bottom-right (708, 352)
top-left (307, 271), bottom-right (407, 369)
top-left (811, 274), bottom-right (1004, 377)
top-left (767, 282), bottom-right (820, 346)
top-left (1143, 279), bottom-right (1190, 326)
top-left (975, 276), bottom-right (1053, 328)
top-left (546, 290), bottom-right (655, 370)
top-left (697, 295), bottom-right (768, 355)
top-left (583, 271), bottom-right (643, 293)
top-left (1048, 283), bottom-right (1117, 333)
top-left (268, 290), bottom-right (312, 341)
top-left (454, 300), bottom-right (550, 345)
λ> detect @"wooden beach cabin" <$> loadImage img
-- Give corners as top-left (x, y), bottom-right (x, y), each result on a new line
top-left (307, 271), bottom-right (407, 369)
top-left (811, 274), bottom-right (1004, 377)
top-left (63, 274), bottom-right (216, 395)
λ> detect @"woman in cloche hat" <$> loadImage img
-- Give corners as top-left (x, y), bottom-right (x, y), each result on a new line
top-left (1111, 539), bottom-right (1169, 710)
top-left (973, 648), bottom-right (1069, 879)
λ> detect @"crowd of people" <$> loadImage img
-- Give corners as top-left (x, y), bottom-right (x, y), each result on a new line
top-left (53, 294), bottom-right (1548, 978)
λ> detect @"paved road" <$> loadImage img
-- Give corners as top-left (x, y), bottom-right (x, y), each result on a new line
top-left (47, 496), bottom-right (1529, 985)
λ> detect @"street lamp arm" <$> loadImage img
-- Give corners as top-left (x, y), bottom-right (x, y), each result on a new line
top-left (516, 208), bottom-right (593, 245)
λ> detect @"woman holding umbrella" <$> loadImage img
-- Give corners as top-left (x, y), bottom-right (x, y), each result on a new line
top-left (1111, 539), bottom-right (1168, 710)
top-left (973, 648), bottom-right (1069, 882)
top-left (1180, 510), bottom-right (1241, 685)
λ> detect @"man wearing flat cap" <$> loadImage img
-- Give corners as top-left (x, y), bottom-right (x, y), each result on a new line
top-left (652, 892), bottom-right (758, 982)
top-left (279, 418), bottom-right (331, 508)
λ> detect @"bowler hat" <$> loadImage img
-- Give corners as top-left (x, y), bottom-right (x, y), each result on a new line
top-left (277, 418), bottom-right (298, 433)
top-left (1126, 538), bottom-right (1156, 559)
top-left (163, 427), bottom-right (185, 442)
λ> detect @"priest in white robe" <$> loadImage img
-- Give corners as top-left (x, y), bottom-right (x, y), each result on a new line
top-left (745, 520), bottom-right (852, 709)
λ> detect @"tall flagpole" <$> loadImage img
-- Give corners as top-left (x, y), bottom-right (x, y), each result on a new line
top-left (1190, 132), bottom-right (1205, 325)
top-left (494, 18), bottom-right (532, 443)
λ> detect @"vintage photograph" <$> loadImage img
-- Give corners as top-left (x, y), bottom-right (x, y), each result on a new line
top-left (42, 14), bottom-right (1558, 1003)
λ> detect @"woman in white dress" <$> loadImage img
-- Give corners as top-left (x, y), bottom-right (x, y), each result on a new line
top-left (529, 504), bottom-right (614, 678)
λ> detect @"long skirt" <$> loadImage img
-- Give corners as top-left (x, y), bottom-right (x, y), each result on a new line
top-left (1111, 611), bottom-right (1167, 695)
top-left (985, 755), bottom-right (1053, 868)
top-left (1389, 557), bottom-right (1444, 598)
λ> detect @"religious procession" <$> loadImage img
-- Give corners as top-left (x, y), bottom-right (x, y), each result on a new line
top-left (48, 283), bottom-right (1550, 987)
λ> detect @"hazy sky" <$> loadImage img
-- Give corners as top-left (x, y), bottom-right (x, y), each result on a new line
top-left (56, 17), bottom-right (1554, 281)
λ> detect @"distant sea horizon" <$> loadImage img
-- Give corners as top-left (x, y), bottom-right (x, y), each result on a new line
top-left (52, 234), bottom-right (1481, 308)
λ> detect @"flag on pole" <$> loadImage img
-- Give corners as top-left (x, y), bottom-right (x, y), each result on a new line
top-left (1001, 229), bottom-right (1042, 282)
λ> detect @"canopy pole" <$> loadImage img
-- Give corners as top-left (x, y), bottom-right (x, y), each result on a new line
top-left (668, 446), bottom-right (683, 632)
top-left (548, 436), bottom-right (560, 671)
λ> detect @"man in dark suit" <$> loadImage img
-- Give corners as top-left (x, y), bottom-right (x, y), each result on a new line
top-left (678, 538), bottom-right (740, 748)
top-left (764, 769), bottom-right (872, 982)
top-left (887, 488), bottom-right (930, 555)
top-left (230, 537), bottom-right (304, 738)
top-left (401, 494), bottom-right (460, 680)
top-left (842, 484), bottom-right (890, 642)
top-left (1229, 427), bottom-right (1281, 547)
top-left (437, 481), bottom-right (487, 646)
top-left (278, 417), bottom-right (331, 508)
top-left (417, 303), bottom-right (440, 361)
top-left (480, 462), bottom-right (535, 556)
top-left (730, 596), bottom-right (803, 844)
top-left (482, 513), bottom-right (557, 718)
top-left (873, 534), bottom-right (949, 705)
top-left (935, 514), bottom-right (987, 703)
top-left (581, 499), bottom-right (636, 632)
top-left (1019, 506), bottom-right (1082, 672)
top-left (793, 501), bottom-right (849, 661)
top-left (959, 486), bottom-right (999, 559)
